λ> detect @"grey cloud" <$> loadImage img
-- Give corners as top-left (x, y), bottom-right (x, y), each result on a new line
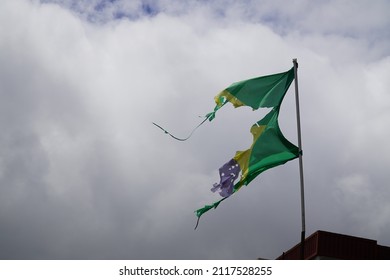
top-left (0, 0), bottom-right (389, 260)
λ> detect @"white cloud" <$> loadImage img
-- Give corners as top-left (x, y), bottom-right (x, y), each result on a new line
top-left (0, 0), bottom-right (389, 259)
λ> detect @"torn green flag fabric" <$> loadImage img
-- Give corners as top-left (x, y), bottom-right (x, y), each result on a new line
top-left (195, 67), bottom-right (297, 221)
top-left (153, 68), bottom-right (294, 141)
top-left (196, 106), bottom-right (299, 219)
top-left (207, 67), bottom-right (294, 121)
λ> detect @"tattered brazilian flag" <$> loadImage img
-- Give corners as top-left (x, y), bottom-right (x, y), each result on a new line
top-left (153, 67), bottom-right (299, 226)
top-left (196, 67), bottom-right (299, 223)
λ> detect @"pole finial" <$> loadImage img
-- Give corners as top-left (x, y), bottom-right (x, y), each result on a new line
top-left (293, 58), bottom-right (298, 68)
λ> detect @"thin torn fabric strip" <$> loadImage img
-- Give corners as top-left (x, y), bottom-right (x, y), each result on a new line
top-left (152, 116), bottom-right (209, 141)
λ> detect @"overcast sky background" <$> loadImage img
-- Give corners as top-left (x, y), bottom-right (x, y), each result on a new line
top-left (1, 0), bottom-right (389, 260)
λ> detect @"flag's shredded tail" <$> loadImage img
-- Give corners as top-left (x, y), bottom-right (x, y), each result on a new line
top-left (194, 197), bottom-right (227, 230)
top-left (152, 99), bottom-right (227, 141)
top-left (152, 117), bottom-right (208, 141)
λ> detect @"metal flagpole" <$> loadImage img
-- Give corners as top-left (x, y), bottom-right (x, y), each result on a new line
top-left (292, 58), bottom-right (306, 260)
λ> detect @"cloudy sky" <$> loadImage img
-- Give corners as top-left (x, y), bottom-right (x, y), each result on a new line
top-left (1, 0), bottom-right (389, 260)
